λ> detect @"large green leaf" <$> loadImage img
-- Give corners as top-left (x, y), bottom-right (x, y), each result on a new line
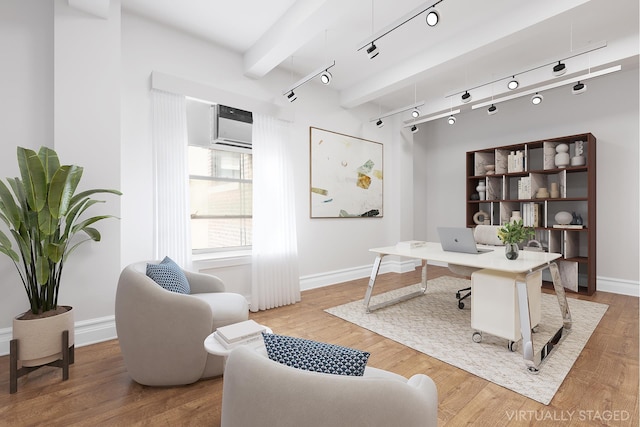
top-left (0, 230), bottom-right (20, 263)
top-left (45, 242), bottom-right (65, 263)
top-left (35, 254), bottom-right (49, 285)
top-left (71, 215), bottom-right (116, 235)
top-left (17, 147), bottom-right (47, 212)
top-left (0, 180), bottom-right (21, 229)
top-left (0, 245), bottom-right (20, 263)
top-left (38, 146), bottom-right (60, 184)
top-left (38, 206), bottom-right (56, 237)
top-left (69, 188), bottom-right (122, 209)
top-left (49, 165), bottom-right (83, 219)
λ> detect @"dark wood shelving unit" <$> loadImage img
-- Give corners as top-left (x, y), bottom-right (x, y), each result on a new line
top-left (466, 133), bottom-right (596, 295)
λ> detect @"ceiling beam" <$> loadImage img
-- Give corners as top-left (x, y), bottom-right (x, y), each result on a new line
top-left (339, 0), bottom-right (593, 109)
top-left (243, 0), bottom-right (354, 79)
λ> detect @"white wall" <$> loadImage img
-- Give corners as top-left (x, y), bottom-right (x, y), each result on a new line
top-left (0, 1), bottom-right (122, 353)
top-left (120, 12), bottom-right (414, 299)
top-left (0, 0), bottom-right (54, 327)
top-left (413, 65), bottom-right (640, 294)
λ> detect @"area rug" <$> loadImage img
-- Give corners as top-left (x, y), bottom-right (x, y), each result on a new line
top-left (325, 276), bottom-right (608, 405)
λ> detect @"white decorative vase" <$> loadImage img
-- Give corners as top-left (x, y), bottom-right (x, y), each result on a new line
top-left (554, 211), bottom-right (573, 225)
top-left (476, 181), bottom-right (486, 201)
top-left (554, 143), bottom-right (570, 168)
top-left (12, 306), bottom-right (75, 367)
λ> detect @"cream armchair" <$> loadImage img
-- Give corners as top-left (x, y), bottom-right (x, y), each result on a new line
top-left (115, 262), bottom-right (248, 386)
top-left (221, 346), bottom-right (438, 427)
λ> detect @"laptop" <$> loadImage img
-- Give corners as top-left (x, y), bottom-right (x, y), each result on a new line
top-left (437, 227), bottom-right (491, 254)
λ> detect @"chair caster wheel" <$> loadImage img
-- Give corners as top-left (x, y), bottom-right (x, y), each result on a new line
top-left (472, 332), bottom-right (482, 343)
top-left (531, 326), bottom-right (539, 333)
top-left (458, 301), bottom-right (465, 309)
top-left (508, 341), bottom-right (518, 352)
top-left (527, 366), bottom-right (540, 375)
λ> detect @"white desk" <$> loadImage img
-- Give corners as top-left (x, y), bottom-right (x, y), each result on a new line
top-left (365, 242), bottom-right (571, 373)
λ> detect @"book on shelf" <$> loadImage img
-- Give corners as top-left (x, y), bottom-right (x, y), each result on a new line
top-left (216, 319), bottom-right (266, 344)
top-left (396, 240), bottom-right (426, 250)
top-left (552, 224), bottom-right (585, 229)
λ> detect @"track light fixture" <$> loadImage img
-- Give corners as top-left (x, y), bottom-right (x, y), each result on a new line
top-left (410, 125), bottom-right (419, 133)
top-left (282, 60), bottom-right (335, 102)
top-left (531, 93), bottom-right (543, 105)
top-left (370, 101), bottom-right (425, 127)
top-left (446, 41), bottom-right (607, 107)
top-left (357, 0), bottom-right (446, 58)
top-left (572, 81), bottom-right (587, 94)
top-left (487, 104), bottom-right (497, 115)
top-left (320, 70), bottom-right (332, 85)
top-left (367, 43), bottom-right (379, 59)
top-left (426, 9), bottom-right (440, 27)
top-left (411, 108), bottom-right (421, 118)
top-left (403, 108), bottom-right (460, 128)
top-left (552, 61), bottom-right (567, 76)
top-left (470, 65), bottom-right (620, 113)
top-left (376, 119), bottom-right (384, 128)
top-left (447, 115), bottom-right (456, 125)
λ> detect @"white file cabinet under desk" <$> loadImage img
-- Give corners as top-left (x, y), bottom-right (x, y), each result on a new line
top-left (471, 269), bottom-right (542, 348)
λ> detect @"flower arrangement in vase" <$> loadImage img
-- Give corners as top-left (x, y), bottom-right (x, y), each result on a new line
top-left (497, 219), bottom-right (535, 260)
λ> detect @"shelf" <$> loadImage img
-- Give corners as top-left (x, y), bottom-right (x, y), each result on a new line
top-left (466, 133), bottom-right (596, 295)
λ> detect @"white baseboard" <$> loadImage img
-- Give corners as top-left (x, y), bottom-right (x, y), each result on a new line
top-left (0, 316), bottom-right (117, 357)
top-left (597, 276), bottom-right (640, 297)
top-left (300, 258), bottom-right (418, 291)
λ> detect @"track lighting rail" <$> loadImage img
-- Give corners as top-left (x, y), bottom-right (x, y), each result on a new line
top-left (282, 60), bottom-right (336, 100)
top-left (445, 40), bottom-right (607, 98)
top-left (356, 0), bottom-right (445, 53)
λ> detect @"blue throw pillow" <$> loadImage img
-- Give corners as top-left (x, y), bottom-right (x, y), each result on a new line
top-left (262, 333), bottom-right (370, 376)
top-left (146, 256), bottom-right (190, 294)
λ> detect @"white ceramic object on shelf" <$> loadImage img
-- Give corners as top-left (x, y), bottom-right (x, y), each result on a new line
top-left (554, 211), bottom-right (572, 225)
top-left (570, 156), bottom-right (586, 166)
top-left (476, 181), bottom-right (486, 200)
top-left (554, 143), bottom-right (570, 168)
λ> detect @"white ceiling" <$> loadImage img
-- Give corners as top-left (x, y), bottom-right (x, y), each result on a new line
top-left (121, 0), bottom-right (639, 120)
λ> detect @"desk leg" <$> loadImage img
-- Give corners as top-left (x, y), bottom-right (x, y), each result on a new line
top-left (420, 260), bottom-right (428, 292)
top-left (517, 262), bottom-right (572, 373)
top-left (364, 255), bottom-right (427, 313)
top-left (549, 262), bottom-right (572, 330)
top-left (364, 254), bottom-right (384, 313)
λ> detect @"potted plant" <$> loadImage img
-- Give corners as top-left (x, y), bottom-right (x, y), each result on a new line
top-left (0, 146), bottom-right (121, 371)
top-left (497, 219), bottom-right (534, 260)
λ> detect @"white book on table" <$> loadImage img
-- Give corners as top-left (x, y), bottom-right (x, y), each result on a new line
top-left (214, 331), bottom-right (264, 349)
top-left (216, 319), bottom-right (266, 344)
top-left (396, 240), bottom-right (426, 250)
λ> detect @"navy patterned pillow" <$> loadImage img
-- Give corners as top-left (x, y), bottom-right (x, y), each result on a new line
top-left (146, 256), bottom-right (190, 294)
top-left (262, 333), bottom-right (370, 376)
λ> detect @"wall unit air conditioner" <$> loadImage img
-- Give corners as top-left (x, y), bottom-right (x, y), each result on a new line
top-left (211, 104), bottom-right (253, 150)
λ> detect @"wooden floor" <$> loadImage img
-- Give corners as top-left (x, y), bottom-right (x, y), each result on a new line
top-left (0, 266), bottom-right (638, 426)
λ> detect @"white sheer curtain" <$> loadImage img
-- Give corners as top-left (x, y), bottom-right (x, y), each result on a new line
top-left (251, 114), bottom-right (300, 311)
top-left (151, 89), bottom-right (192, 268)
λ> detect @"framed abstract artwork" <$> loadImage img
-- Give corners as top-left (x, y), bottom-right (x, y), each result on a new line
top-left (309, 127), bottom-right (383, 218)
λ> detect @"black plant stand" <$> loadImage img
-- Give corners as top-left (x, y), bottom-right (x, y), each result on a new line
top-left (9, 330), bottom-right (75, 394)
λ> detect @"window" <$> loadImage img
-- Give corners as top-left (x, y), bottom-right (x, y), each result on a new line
top-left (188, 146), bottom-right (252, 252)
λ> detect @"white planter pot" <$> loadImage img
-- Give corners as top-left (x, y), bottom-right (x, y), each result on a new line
top-left (12, 306), bottom-right (75, 367)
